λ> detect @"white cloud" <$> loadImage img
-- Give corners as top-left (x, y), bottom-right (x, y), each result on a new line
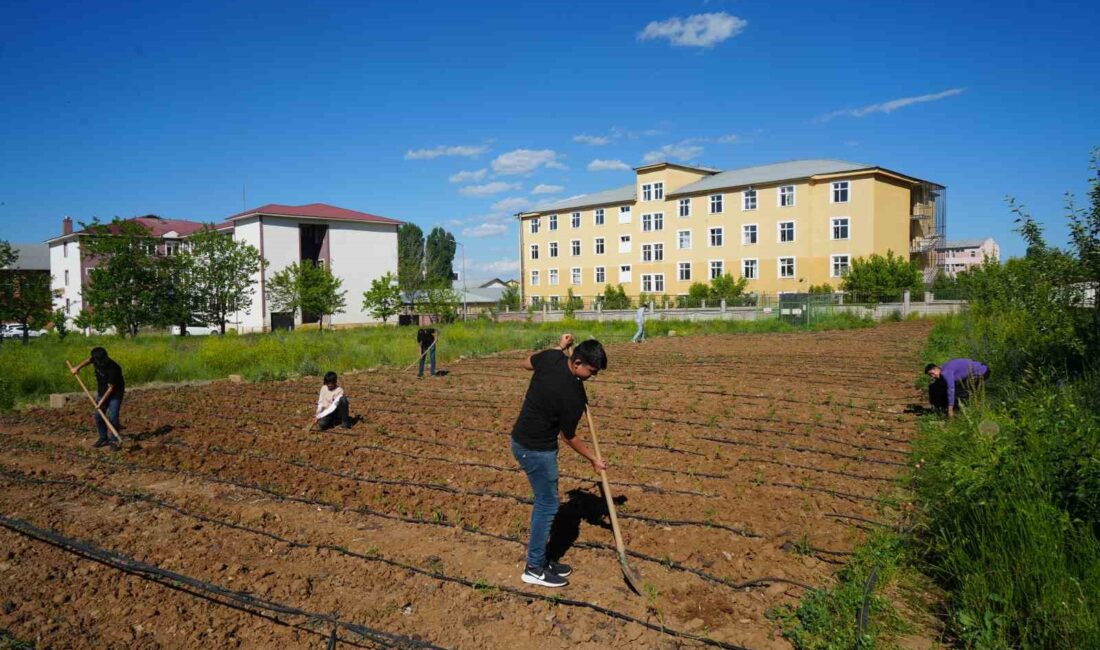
top-left (491, 149), bottom-right (566, 175)
top-left (532, 184), bottom-right (564, 194)
top-left (404, 144), bottom-right (489, 160)
top-left (448, 168), bottom-right (488, 183)
top-left (816, 88), bottom-right (967, 123)
top-left (573, 134), bottom-right (611, 146)
top-left (588, 159), bottom-right (631, 172)
top-left (462, 223), bottom-right (508, 238)
top-left (474, 258), bottom-right (521, 274)
top-left (642, 142), bottom-right (704, 163)
top-left (638, 12), bottom-right (747, 48)
top-left (447, 218), bottom-right (465, 227)
top-left (459, 181), bottom-right (521, 197)
top-left (491, 196), bottom-right (531, 212)
top-left (715, 134), bottom-right (738, 144)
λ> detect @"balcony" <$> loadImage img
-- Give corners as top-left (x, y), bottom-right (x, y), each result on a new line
top-left (910, 236), bottom-right (941, 254)
top-left (910, 205), bottom-right (934, 221)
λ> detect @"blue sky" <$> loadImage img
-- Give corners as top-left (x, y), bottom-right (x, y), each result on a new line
top-left (2, 0), bottom-right (1098, 278)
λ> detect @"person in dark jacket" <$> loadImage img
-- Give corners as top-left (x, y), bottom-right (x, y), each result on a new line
top-left (417, 327), bottom-right (439, 378)
top-left (71, 347), bottom-right (124, 448)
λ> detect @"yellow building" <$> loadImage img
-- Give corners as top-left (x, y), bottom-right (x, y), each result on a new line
top-left (516, 159), bottom-right (945, 306)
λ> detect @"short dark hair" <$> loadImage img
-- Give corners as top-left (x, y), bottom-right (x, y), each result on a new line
top-left (571, 340), bottom-right (608, 370)
top-left (90, 347), bottom-right (108, 365)
top-left (924, 363), bottom-right (938, 374)
top-left (323, 371), bottom-right (338, 384)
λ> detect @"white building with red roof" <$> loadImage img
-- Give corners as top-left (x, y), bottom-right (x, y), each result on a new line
top-left (48, 203), bottom-right (402, 332)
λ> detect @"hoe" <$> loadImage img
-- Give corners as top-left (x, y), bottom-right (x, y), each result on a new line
top-left (585, 406), bottom-right (642, 595)
top-left (66, 360), bottom-right (123, 445)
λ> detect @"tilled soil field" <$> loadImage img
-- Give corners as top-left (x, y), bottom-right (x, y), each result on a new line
top-left (0, 321), bottom-right (932, 649)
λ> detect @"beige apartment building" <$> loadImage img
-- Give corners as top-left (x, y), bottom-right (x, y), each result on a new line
top-left (517, 159), bottom-right (945, 306)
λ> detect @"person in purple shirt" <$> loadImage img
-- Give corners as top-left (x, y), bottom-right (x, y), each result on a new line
top-left (925, 359), bottom-right (990, 417)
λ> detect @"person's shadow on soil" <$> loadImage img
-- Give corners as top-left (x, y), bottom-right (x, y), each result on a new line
top-left (130, 425), bottom-right (174, 441)
top-left (546, 488), bottom-right (627, 562)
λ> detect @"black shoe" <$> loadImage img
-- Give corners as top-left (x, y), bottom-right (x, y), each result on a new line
top-left (93, 439), bottom-right (108, 448)
top-left (521, 565), bottom-right (568, 588)
top-left (548, 561), bottom-right (572, 577)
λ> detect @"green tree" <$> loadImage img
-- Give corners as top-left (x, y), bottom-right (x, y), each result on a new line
top-left (424, 227), bottom-right (456, 286)
top-left (266, 261), bottom-right (348, 331)
top-left (841, 250), bottom-right (922, 302)
top-left (51, 308), bottom-right (69, 340)
top-left (397, 223), bottom-right (425, 294)
top-left (180, 226), bottom-right (264, 334)
top-left (709, 273), bottom-right (750, 303)
top-left (423, 283), bottom-right (459, 323)
top-left (80, 218), bottom-right (165, 336)
top-left (808, 283), bottom-right (835, 294)
top-left (4, 272), bottom-right (54, 344)
top-left (498, 284), bottom-right (521, 311)
top-left (0, 240), bottom-right (18, 344)
top-left (600, 284), bottom-right (631, 309)
top-left (563, 289), bottom-right (583, 318)
top-left (362, 272), bottom-right (402, 323)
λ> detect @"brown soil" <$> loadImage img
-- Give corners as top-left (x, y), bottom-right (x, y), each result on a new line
top-left (0, 321), bottom-right (934, 649)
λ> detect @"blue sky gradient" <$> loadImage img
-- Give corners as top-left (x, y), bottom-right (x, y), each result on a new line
top-left (2, 0), bottom-right (1098, 277)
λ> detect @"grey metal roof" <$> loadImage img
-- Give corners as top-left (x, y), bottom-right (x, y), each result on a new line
top-left (5, 244), bottom-right (49, 271)
top-left (937, 238), bottom-right (991, 250)
top-left (529, 185), bottom-right (635, 214)
top-left (669, 159), bottom-right (874, 196)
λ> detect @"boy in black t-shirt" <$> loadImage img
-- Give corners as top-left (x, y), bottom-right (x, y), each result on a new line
top-left (510, 333), bottom-right (608, 588)
top-left (71, 346), bottom-right (125, 449)
top-left (416, 327), bottom-right (438, 378)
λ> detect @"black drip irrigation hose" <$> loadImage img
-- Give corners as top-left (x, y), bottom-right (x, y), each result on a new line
top-left (0, 513), bottom-right (445, 650)
top-left (0, 471), bottom-right (759, 650)
top-left (857, 566), bottom-right (881, 646)
top-left (738, 457), bottom-right (893, 484)
top-left (699, 436), bottom-right (907, 468)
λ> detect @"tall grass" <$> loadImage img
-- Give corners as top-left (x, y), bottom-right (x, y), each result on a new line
top-left (0, 312), bottom-right (872, 408)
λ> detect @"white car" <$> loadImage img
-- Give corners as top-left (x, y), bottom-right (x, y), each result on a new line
top-left (3, 324), bottom-right (46, 339)
top-left (170, 324), bottom-right (217, 336)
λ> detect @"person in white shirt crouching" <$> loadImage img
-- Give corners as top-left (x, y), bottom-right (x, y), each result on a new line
top-left (316, 371), bottom-right (353, 430)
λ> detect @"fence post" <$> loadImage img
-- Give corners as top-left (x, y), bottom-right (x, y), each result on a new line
top-left (924, 291), bottom-right (933, 303)
top-left (720, 299), bottom-right (727, 313)
top-left (903, 290), bottom-right (911, 317)
top-left (702, 299), bottom-right (707, 309)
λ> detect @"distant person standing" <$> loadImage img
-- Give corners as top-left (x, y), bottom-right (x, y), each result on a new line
top-left (315, 371), bottom-right (352, 430)
top-left (70, 347), bottom-right (124, 449)
top-left (632, 305), bottom-right (647, 343)
top-left (417, 326), bottom-right (439, 378)
top-left (925, 359), bottom-right (990, 417)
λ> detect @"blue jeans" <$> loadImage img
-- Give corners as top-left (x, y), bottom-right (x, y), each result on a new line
top-left (512, 439), bottom-right (559, 569)
top-left (418, 346), bottom-right (436, 376)
top-left (95, 395), bottom-right (122, 442)
top-left (632, 323), bottom-right (645, 342)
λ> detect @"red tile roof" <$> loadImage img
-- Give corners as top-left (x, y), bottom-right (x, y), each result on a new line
top-left (129, 216), bottom-right (208, 237)
top-left (227, 203), bottom-right (403, 226)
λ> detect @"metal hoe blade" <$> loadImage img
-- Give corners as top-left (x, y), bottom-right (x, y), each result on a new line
top-left (585, 408), bottom-right (642, 595)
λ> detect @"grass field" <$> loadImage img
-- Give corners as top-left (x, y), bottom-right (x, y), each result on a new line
top-left (0, 312), bottom-right (873, 409)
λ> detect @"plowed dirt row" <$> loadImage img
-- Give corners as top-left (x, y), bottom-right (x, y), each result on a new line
top-left (0, 321), bottom-right (932, 649)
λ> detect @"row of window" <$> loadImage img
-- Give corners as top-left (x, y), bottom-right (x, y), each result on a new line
top-left (529, 181), bottom-right (851, 233)
top-left (529, 255), bottom-right (851, 286)
top-left (529, 218), bottom-right (851, 259)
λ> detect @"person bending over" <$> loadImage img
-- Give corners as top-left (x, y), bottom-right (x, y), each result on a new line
top-left (511, 333), bottom-right (608, 588)
top-left (316, 371), bottom-right (352, 430)
top-left (71, 346), bottom-right (124, 449)
top-left (925, 358), bottom-right (990, 417)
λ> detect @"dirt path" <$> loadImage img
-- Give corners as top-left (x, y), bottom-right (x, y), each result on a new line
top-left (0, 321), bottom-right (932, 649)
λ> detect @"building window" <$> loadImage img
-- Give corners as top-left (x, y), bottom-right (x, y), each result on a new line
top-left (653, 243), bottom-right (664, 261)
top-left (63, 242), bottom-right (69, 258)
top-left (677, 229), bottom-right (692, 249)
top-left (654, 182), bottom-right (664, 200)
top-left (530, 245), bottom-right (539, 260)
top-left (531, 270), bottom-right (540, 286)
top-left (641, 213), bottom-right (664, 232)
top-left (571, 240), bottom-right (581, 256)
top-left (779, 185), bottom-right (795, 207)
top-left (530, 218), bottom-right (540, 234)
top-left (709, 260), bottom-right (724, 280)
top-left (642, 274), bottom-right (665, 292)
top-left (619, 265), bottom-right (632, 283)
top-left (779, 221), bottom-right (795, 243)
top-left (64, 270), bottom-right (70, 286)
top-left (549, 242), bottom-right (559, 258)
top-left (549, 269), bottom-right (559, 286)
top-left (678, 198), bottom-right (691, 217)
top-left (595, 237), bottom-right (605, 254)
top-left (619, 235), bottom-right (631, 254)
top-left (549, 214), bottom-right (558, 230)
top-left (678, 262), bottom-right (691, 281)
top-left (642, 183), bottom-right (653, 201)
top-left (831, 217), bottom-right (850, 240)
top-left (742, 224), bottom-right (758, 245)
top-left (831, 254), bottom-right (850, 278)
top-left (571, 267), bottom-right (581, 284)
top-left (65, 298), bottom-right (71, 314)
top-left (595, 266), bottom-right (606, 283)
top-left (619, 206), bottom-right (632, 223)
top-left (642, 244), bottom-right (653, 262)
top-left (743, 189), bottom-right (757, 211)
top-left (710, 194), bottom-right (723, 213)
top-left (709, 227), bottom-right (724, 247)
top-left (742, 258), bottom-right (758, 280)
top-left (571, 212), bottom-right (581, 228)
top-left (641, 274), bottom-right (654, 292)
top-left (831, 180), bottom-right (850, 203)
top-left (595, 208), bottom-right (605, 225)
top-left (779, 256), bottom-right (796, 278)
